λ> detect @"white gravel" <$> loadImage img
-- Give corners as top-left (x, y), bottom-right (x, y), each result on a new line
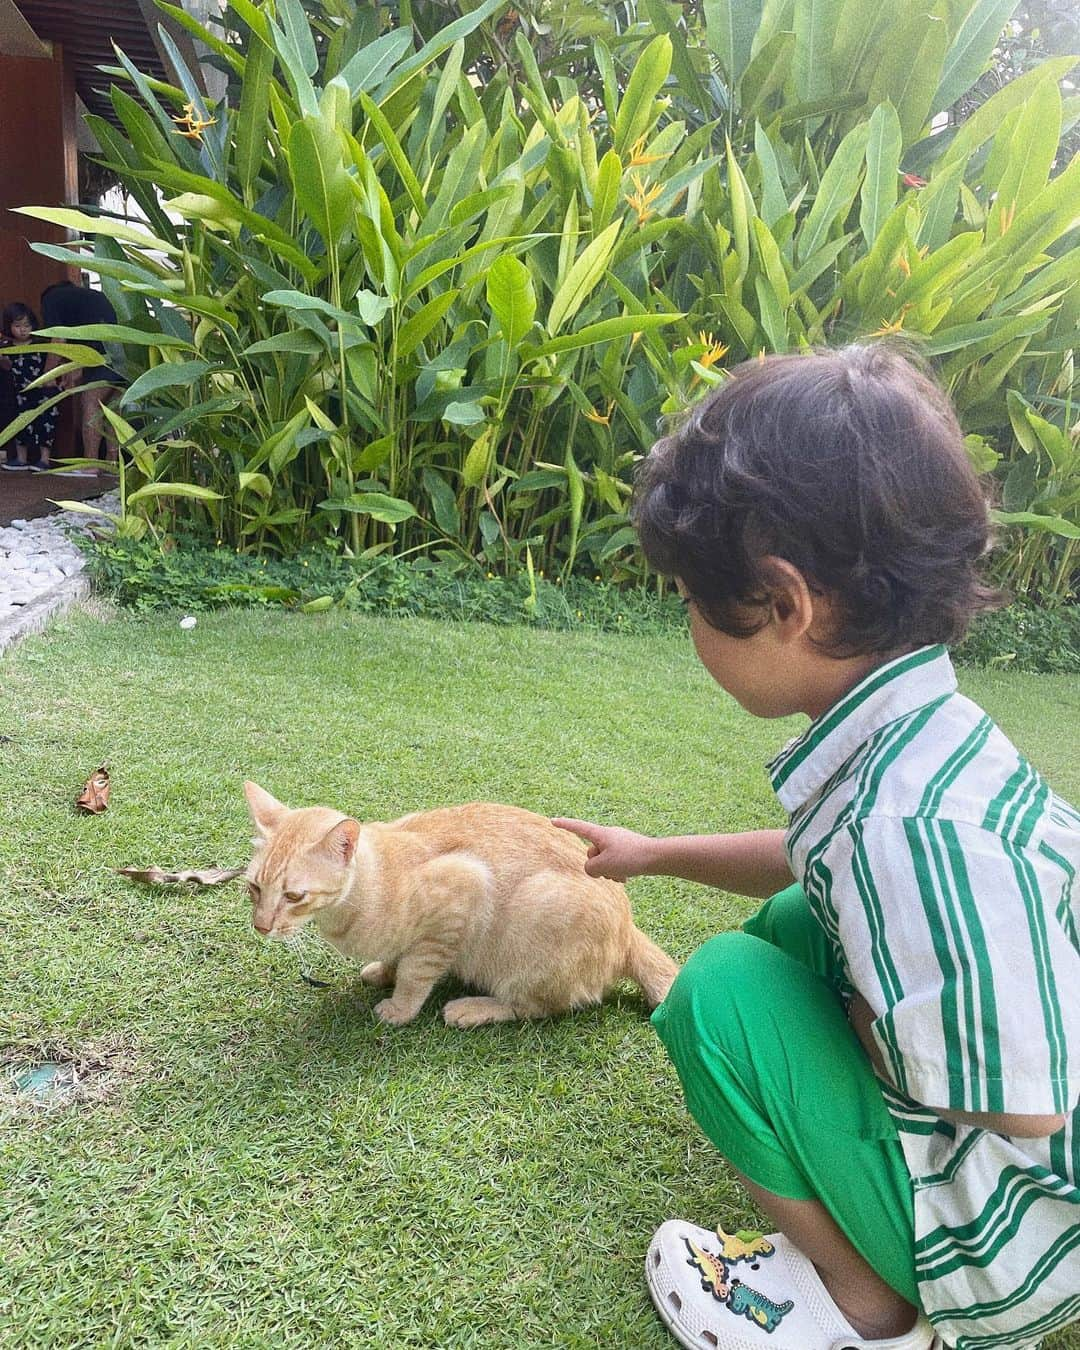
top-left (0, 491), bottom-right (119, 649)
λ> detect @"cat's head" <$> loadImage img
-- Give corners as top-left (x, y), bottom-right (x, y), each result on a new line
top-left (243, 781), bottom-right (361, 938)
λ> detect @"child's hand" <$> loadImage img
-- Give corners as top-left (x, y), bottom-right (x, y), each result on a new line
top-left (551, 818), bottom-right (657, 881)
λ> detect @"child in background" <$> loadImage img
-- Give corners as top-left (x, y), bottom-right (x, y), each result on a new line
top-left (555, 345), bottom-right (1079, 1350)
top-left (1, 303), bottom-right (59, 471)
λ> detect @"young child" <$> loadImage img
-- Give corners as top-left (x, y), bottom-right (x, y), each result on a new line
top-left (0, 303), bottom-right (59, 471)
top-left (555, 345), bottom-right (1079, 1350)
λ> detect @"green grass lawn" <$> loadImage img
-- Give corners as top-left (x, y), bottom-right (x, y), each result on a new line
top-left (2, 606), bottom-right (1078, 1349)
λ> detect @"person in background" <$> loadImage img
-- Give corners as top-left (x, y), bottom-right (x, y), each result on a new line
top-left (40, 280), bottom-right (124, 473)
top-left (0, 302), bottom-right (59, 472)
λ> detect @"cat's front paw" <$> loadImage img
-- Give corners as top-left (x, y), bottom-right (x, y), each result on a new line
top-left (374, 997), bottom-right (417, 1027)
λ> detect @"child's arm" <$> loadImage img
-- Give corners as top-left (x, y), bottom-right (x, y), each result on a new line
top-left (551, 819), bottom-right (794, 897)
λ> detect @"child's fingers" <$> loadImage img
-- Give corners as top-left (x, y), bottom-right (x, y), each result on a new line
top-left (551, 816), bottom-right (604, 844)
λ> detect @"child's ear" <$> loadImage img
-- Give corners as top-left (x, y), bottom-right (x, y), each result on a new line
top-left (318, 818), bottom-right (361, 865)
top-left (760, 557), bottom-right (815, 641)
top-left (244, 780), bottom-right (289, 836)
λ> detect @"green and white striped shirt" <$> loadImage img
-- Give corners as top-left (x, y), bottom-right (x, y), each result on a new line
top-left (768, 646), bottom-right (1080, 1350)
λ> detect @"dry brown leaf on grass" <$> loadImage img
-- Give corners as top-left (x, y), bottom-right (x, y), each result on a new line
top-left (117, 866), bottom-right (246, 887)
top-left (76, 765), bottom-right (111, 814)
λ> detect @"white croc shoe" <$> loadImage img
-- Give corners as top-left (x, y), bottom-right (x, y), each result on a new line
top-left (646, 1221), bottom-right (940, 1350)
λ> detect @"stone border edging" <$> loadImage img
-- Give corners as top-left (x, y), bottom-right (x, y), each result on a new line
top-left (0, 571), bottom-right (91, 655)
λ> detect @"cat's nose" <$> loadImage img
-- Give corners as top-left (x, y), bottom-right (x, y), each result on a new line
top-left (253, 919), bottom-right (272, 935)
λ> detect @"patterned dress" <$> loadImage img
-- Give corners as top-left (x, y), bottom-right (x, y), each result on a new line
top-left (769, 646), bottom-right (1080, 1349)
top-left (9, 350), bottom-right (59, 452)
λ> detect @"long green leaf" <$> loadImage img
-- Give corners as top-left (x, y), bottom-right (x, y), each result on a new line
top-left (916, 157), bottom-right (966, 252)
top-left (339, 28), bottom-right (414, 94)
top-left (547, 220), bottom-right (622, 336)
top-left (527, 311), bottom-right (682, 359)
top-left (613, 35), bottom-right (672, 158)
top-left (487, 256), bottom-right (536, 350)
top-left (421, 467), bottom-right (460, 537)
top-left (288, 115), bottom-right (353, 249)
top-left (321, 492), bottom-right (417, 523)
top-left (120, 360), bottom-right (213, 406)
top-left (943, 57), bottom-right (1079, 166)
top-left (934, 0), bottom-right (1021, 114)
top-left (276, 0), bottom-right (318, 76)
top-left (36, 324), bottom-right (192, 349)
top-left (753, 124), bottom-right (789, 227)
top-left (793, 0), bottom-right (842, 102)
top-left (357, 91), bottom-right (425, 217)
top-left (11, 207), bottom-right (181, 257)
top-left (860, 102), bottom-right (902, 247)
top-left (126, 482), bottom-right (224, 505)
top-left (796, 121), bottom-right (868, 265)
top-left (990, 510), bottom-right (1080, 540)
top-left (704, 0), bottom-right (762, 90)
top-left (986, 78), bottom-right (1061, 239)
top-left (867, 12), bottom-right (949, 144)
top-left (726, 137), bottom-right (756, 286)
top-left (788, 232), bottom-right (853, 294)
top-left (396, 290), bottom-right (459, 361)
top-left (262, 289), bottom-right (392, 328)
top-left (374, 0), bottom-right (503, 104)
top-left (236, 36), bottom-right (274, 199)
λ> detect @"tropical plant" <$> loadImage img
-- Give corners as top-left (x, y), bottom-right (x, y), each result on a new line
top-left (16, 1), bottom-right (715, 578)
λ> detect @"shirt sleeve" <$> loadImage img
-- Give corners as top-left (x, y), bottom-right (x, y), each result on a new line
top-left (817, 814), bottom-right (1080, 1116)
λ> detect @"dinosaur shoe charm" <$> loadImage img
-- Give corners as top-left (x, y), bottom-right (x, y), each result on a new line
top-left (646, 1221), bottom-right (941, 1350)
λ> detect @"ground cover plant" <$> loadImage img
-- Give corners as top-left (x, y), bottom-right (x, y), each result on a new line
top-left (1, 606), bottom-right (1078, 1347)
top-left (72, 529), bottom-right (1080, 672)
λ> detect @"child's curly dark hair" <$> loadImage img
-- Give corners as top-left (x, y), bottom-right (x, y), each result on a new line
top-left (633, 343), bottom-right (1002, 657)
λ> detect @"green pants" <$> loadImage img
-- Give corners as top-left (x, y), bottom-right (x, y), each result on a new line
top-left (652, 884), bottom-right (919, 1305)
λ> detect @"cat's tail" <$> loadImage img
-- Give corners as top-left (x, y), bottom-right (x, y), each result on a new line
top-left (625, 927), bottom-right (679, 1009)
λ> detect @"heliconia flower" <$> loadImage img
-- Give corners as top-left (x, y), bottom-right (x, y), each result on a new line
top-left (694, 332), bottom-right (729, 370)
top-left (584, 401), bottom-right (615, 426)
top-left (871, 304), bottom-right (913, 336)
top-left (627, 134), bottom-right (666, 169)
top-left (625, 173), bottom-right (663, 224)
top-left (172, 101), bottom-right (217, 141)
top-left (901, 173), bottom-right (927, 189)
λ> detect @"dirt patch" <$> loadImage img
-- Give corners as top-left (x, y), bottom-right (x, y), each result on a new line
top-left (0, 1038), bottom-right (135, 1112)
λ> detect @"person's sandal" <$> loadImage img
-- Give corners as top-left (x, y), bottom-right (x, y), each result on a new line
top-left (646, 1221), bottom-right (940, 1350)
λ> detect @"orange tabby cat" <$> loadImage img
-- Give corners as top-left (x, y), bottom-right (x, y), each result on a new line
top-left (244, 781), bottom-right (678, 1027)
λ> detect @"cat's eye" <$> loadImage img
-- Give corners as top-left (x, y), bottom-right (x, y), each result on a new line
top-left (284, 890), bottom-right (307, 903)
top-left (247, 881), bottom-right (261, 899)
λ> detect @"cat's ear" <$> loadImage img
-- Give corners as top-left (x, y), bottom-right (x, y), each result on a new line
top-left (244, 780), bottom-right (288, 836)
top-left (319, 818), bottom-right (361, 865)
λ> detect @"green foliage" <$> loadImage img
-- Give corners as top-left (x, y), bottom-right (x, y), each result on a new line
top-left (958, 600), bottom-right (1080, 673)
top-left (12, 0), bottom-right (1079, 603)
top-left (76, 529), bottom-right (687, 633)
top-left (76, 529), bottom-right (1080, 673)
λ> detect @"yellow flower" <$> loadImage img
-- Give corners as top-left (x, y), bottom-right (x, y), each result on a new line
top-left (896, 251), bottom-right (912, 278)
top-left (624, 172), bottom-right (663, 225)
top-left (584, 401), bottom-right (616, 426)
top-left (694, 331), bottom-right (729, 371)
top-left (871, 305), bottom-right (912, 336)
top-left (172, 101), bottom-right (218, 141)
top-left (627, 134), bottom-right (665, 169)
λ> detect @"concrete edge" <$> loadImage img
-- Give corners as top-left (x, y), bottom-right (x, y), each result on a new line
top-left (0, 573), bottom-right (91, 656)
